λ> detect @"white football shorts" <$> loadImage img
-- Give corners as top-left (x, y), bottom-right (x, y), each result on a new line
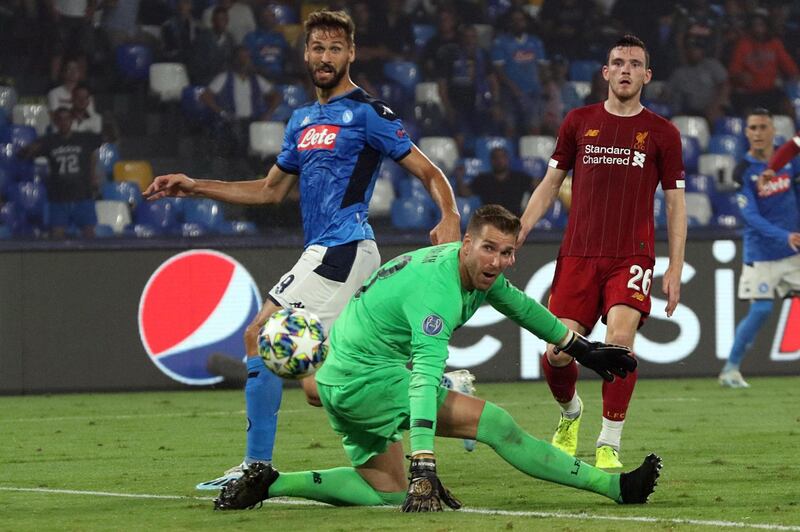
top-left (268, 240), bottom-right (380, 332)
top-left (738, 253), bottom-right (800, 300)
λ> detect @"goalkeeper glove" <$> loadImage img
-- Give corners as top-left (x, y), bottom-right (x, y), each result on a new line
top-left (401, 454), bottom-right (462, 512)
top-left (556, 332), bottom-right (637, 382)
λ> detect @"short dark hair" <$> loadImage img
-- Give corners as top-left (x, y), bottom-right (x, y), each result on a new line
top-left (466, 204), bottom-right (521, 237)
top-left (304, 10), bottom-right (355, 46)
top-left (746, 107), bottom-right (772, 120)
top-left (607, 34), bottom-right (650, 69)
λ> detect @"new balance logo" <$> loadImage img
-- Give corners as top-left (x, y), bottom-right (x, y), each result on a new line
top-left (632, 150), bottom-right (646, 168)
top-left (298, 125), bottom-right (340, 150)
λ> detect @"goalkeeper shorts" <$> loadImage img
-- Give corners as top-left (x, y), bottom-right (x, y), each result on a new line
top-left (318, 366), bottom-right (449, 467)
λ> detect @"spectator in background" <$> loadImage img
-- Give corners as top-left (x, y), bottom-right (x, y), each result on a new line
top-left (243, 4), bottom-right (290, 82)
top-left (100, 0), bottom-right (156, 49)
top-left (673, 0), bottom-right (724, 64)
top-left (383, 0), bottom-right (415, 60)
top-left (728, 10), bottom-right (799, 115)
top-left (349, 1), bottom-right (393, 95)
top-left (191, 5), bottom-right (235, 85)
top-left (491, 8), bottom-right (547, 137)
top-left (436, 25), bottom-right (500, 153)
top-left (667, 36), bottom-right (728, 125)
top-left (201, 46), bottom-right (280, 158)
top-left (45, 0), bottom-right (96, 82)
top-left (537, 0), bottom-right (588, 61)
top-left (421, 8), bottom-right (459, 79)
top-left (458, 147), bottom-right (535, 216)
top-left (161, 0), bottom-right (199, 64)
top-left (541, 55), bottom-right (583, 136)
top-left (70, 83), bottom-right (102, 134)
top-left (584, 68), bottom-right (609, 106)
top-left (202, 0), bottom-right (254, 45)
top-left (18, 107), bottom-right (103, 239)
top-left (48, 57), bottom-right (94, 117)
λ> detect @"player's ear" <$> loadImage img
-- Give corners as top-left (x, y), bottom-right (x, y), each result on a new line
top-left (601, 65), bottom-right (609, 81)
top-left (644, 68), bottom-right (653, 84)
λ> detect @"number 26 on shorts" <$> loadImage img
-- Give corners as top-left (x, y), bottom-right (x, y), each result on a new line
top-left (627, 265), bottom-right (652, 295)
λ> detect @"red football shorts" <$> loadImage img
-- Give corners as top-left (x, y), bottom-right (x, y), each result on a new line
top-left (548, 255), bottom-right (656, 333)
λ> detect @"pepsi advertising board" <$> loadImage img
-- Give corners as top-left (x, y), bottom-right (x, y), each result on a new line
top-left (1, 239), bottom-right (799, 394)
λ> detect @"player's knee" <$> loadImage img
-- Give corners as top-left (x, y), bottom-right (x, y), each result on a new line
top-left (477, 402), bottom-right (520, 448)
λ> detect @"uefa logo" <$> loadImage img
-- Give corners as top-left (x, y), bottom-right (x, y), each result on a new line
top-left (138, 250), bottom-right (262, 385)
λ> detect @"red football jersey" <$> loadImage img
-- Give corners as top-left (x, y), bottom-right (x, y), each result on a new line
top-left (550, 103), bottom-right (684, 259)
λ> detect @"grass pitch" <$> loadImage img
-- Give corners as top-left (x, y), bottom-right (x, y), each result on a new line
top-left (2, 377), bottom-right (799, 531)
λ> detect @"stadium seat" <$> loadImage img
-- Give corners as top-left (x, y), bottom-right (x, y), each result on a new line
top-left (653, 189), bottom-right (667, 228)
top-left (271, 3), bottom-right (298, 24)
top-left (116, 44), bottom-right (154, 81)
top-left (10, 179), bottom-right (47, 221)
top-left (0, 200), bottom-right (26, 234)
top-left (698, 154), bottom-right (737, 190)
top-left (772, 114), bottom-right (795, 142)
top-left (415, 82), bottom-right (442, 109)
top-left (418, 136), bottom-right (459, 173)
top-left (710, 190), bottom-right (742, 227)
top-left (12, 104), bottom-right (50, 136)
top-left (280, 84), bottom-right (308, 109)
top-left (475, 136), bottom-right (515, 165)
top-left (0, 85), bottom-right (18, 117)
top-left (390, 197), bottom-right (434, 230)
top-left (685, 174), bottom-right (715, 194)
top-left (473, 24), bottom-right (494, 49)
top-left (713, 116), bottom-right (745, 137)
top-left (134, 199), bottom-right (180, 234)
top-left (97, 142), bottom-right (120, 181)
top-left (708, 134), bottom-right (746, 159)
top-left (113, 160), bottom-right (154, 192)
top-left (685, 192), bottom-right (713, 227)
top-left (249, 121), bottom-right (285, 159)
top-left (383, 61), bottom-right (419, 93)
top-left (644, 101), bottom-right (672, 118)
top-left (568, 60), bottom-right (602, 82)
top-left (102, 180), bottom-right (142, 208)
top-left (681, 135), bottom-right (701, 174)
top-left (95, 199), bottom-right (132, 234)
top-left (183, 198), bottom-right (224, 231)
top-left (456, 195), bottom-right (482, 231)
top-left (672, 115), bottom-right (710, 150)
top-left (412, 24), bottom-right (436, 51)
top-left (519, 135), bottom-right (556, 160)
top-left (520, 156), bottom-right (547, 180)
top-left (94, 223), bottom-right (116, 238)
top-left (534, 199), bottom-right (568, 230)
top-left (181, 85), bottom-right (213, 124)
top-left (369, 176), bottom-right (394, 218)
top-left (124, 223), bottom-right (158, 238)
top-left (219, 220), bottom-right (258, 236)
top-left (180, 222), bottom-right (207, 237)
top-left (149, 63), bottom-right (190, 102)
top-left (567, 81), bottom-right (591, 102)
top-left (459, 157), bottom-right (488, 184)
top-left (278, 24), bottom-right (303, 45)
top-left (8, 124), bottom-right (36, 154)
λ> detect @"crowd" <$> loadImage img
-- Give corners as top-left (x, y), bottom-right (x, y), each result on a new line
top-left (0, 0), bottom-right (799, 238)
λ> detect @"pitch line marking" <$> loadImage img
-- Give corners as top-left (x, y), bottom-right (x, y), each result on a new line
top-left (1, 487), bottom-right (798, 531)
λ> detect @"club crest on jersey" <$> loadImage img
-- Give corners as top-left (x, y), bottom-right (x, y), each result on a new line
top-left (342, 109), bottom-right (353, 123)
top-left (633, 131), bottom-right (649, 150)
top-left (298, 125), bottom-right (340, 151)
top-left (422, 314), bottom-right (444, 336)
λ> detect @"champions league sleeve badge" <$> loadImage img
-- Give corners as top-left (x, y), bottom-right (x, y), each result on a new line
top-left (422, 314), bottom-right (444, 336)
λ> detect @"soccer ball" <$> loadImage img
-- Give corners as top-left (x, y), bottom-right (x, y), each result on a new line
top-left (257, 308), bottom-right (328, 379)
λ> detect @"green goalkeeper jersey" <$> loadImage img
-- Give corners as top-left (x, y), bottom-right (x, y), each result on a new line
top-left (315, 241), bottom-right (569, 453)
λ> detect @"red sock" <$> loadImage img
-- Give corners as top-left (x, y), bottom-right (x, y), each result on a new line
top-left (541, 355), bottom-right (578, 403)
top-left (601, 365), bottom-right (638, 421)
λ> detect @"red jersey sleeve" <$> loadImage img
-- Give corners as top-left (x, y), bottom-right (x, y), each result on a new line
top-left (658, 122), bottom-right (685, 190)
top-left (769, 134), bottom-right (800, 172)
top-left (550, 109), bottom-right (579, 171)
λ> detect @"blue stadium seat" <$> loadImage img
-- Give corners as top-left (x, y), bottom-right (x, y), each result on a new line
top-left (383, 61), bottom-right (419, 92)
top-left (94, 223), bottom-right (116, 238)
top-left (116, 44), bottom-right (154, 81)
top-left (270, 3), bottom-right (298, 24)
top-left (710, 190), bottom-right (742, 227)
top-left (653, 191), bottom-right (667, 228)
top-left (9, 124), bottom-right (36, 153)
top-left (685, 174), bottom-right (714, 194)
top-left (0, 165), bottom-right (9, 197)
top-left (0, 224), bottom-right (11, 239)
top-left (180, 222), bottom-right (207, 237)
top-left (786, 80), bottom-right (800, 101)
top-left (459, 157), bottom-right (488, 185)
top-left (456, 195), bottom-right (482, 231)
top-left (475, 136), bottom-right (515, 166)
top-left (102, 180), bottom-right (142, 208)
top-left (708, 134), bottom-right (746, 159)
top-left (520, 156), bottom-right (547, 180)
top-left (219, 220), bottom-right (258, 236)
top-left (98, 142), bottom-right (120, 180)
top-left (183, 198), bottom-right (224, 231)
top-left (713, 116), bottom-right (745, 137)
top-left (0, 201), bottom-right (27, 235)
top-left (412, 24), bottom-right (436, 51)
top-left (568, 60), bottom-right (602, 82)
top-left (181, 85), bottom-right (213, 124)
top-left (123, 223), bottom-right (158, 238)
top-left (644, 101), bottom-right (672, 118)
top-left (534, 200), bottom-right (568, 231)
top-left (135, 199), bottom-right (180, 234)
top-left (10, 179), bottom-right (47, 218)
top-left (0, 85), bottom-right (17, 118)
top-left (391, 197), bottom-right (434, 230)
top-left (681, 135), bottom-right (701, 174)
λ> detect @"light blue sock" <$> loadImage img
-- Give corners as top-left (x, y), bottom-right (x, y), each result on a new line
top-left (245, 356), bottom-right (283, 464)
top-left (724, 299), bottom-right (773, 372)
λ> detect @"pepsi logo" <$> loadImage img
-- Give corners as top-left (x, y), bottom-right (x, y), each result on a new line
top-left (138, 250), bottom-right (261, 385)
top-left (298, 125), bottom-right (339, 151)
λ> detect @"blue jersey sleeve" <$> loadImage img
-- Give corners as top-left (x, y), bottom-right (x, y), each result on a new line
top-left (737, 174), bottom-right (791, 245)
top-left (275, 114), bottom-right (299, 174)
top-left (365, 103), bottom-right (412, 162)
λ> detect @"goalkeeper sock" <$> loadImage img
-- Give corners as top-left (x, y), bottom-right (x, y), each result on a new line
top-left (541, 355), bottom-right (578, 404)
top-left (244, 356), bottom-right (283, 464)
top-left (269, 467), bottom-right (405, 506)
top-left (601, 365), bottom-right (637, 422)
top-left (725, 299), bottom-right (772, 371)
top-left (477, 401), bottom-right (621, 502)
